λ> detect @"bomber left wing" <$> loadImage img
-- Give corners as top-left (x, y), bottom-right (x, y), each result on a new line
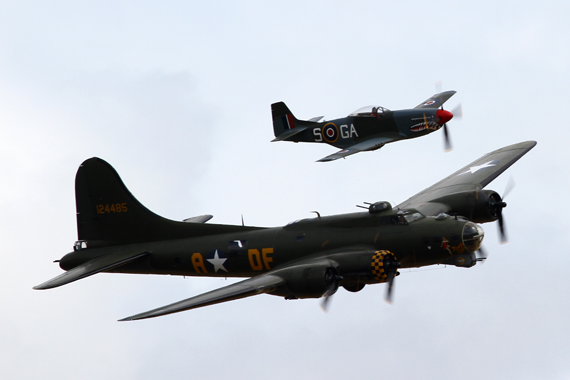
top-left (34, 248), bottom-right (150, 290)
top-left (414, 90), bottom-right (456, 109)
top-left (397, 140), bottom-right (537, 217)
top-left (119, 274), bottom-right (284, 321)
top-left (317, 136), bottom-right (394, 162)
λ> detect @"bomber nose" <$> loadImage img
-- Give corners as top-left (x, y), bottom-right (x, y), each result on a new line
top-left (436, 109), bottom-right (453, 125)
top-left (462, 222), bottom-right (484, 253)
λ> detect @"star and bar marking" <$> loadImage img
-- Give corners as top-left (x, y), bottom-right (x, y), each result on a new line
top-left (458, 160), bottom-right (499, 175)
top-left (207, 250), bottom-right (228, 273)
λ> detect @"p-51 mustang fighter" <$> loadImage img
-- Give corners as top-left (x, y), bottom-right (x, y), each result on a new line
top-left (34, 141), bottom-right (536, 321)
top-left (272, 91), bottom-right (461, 162)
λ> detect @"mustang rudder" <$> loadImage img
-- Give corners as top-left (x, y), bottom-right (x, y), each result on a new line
top-left (271, 101), bottom-right (299, 138)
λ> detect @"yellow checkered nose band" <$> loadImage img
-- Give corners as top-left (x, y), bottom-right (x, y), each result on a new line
top-left (371, 250), bottom-right (398, 281)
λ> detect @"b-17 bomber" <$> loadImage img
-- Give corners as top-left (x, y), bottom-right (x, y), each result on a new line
top-left (271, 91), bottom-right (462, 162)
top-left (34, 141), bottom-right (536, 320)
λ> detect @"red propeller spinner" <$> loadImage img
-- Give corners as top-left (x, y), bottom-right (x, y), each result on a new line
top-left (436, 109), bottom-right (453, 125)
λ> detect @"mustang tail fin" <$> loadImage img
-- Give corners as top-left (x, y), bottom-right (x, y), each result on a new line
top-left (75, 158), bottom-right (259, 248)
top-left (271, 102), bottom-right (318, 142)
top-left (271, 102), bottom-right (298, 137)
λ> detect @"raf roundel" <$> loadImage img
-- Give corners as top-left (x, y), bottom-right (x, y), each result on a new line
top-left (322, 123), bottom-right (339, 143)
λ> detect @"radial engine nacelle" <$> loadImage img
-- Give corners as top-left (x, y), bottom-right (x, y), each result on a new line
top-left (431, 189), bottom-right (505, 224)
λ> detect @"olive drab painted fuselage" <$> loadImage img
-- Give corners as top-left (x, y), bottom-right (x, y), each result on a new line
top-left (61, 209), bottom-right (477, 282)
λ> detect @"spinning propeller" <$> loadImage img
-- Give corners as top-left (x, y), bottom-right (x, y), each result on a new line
top-left (384, 255), bottom-right (401, 304)
top-left (493, 177), bottom-right (515, 244)
top-left (434, 81), bottom-right (462, 151)
top-left (320, 268), bottom-right (343, 312)
top-left (436, 103), bottom-right (462, 152)
top-left (475, 178), bottom-right (516, 263)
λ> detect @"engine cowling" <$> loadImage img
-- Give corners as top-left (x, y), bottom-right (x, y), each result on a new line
top-left (432, 190), bottom-right (505, 223)
top-left (269, 264), bottom-right (341, 299)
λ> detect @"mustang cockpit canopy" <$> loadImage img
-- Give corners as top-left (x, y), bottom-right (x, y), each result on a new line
top-left (348, 105), bottom-right (390, 117)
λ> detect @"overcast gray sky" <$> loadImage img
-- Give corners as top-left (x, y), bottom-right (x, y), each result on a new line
top-left (1, 1), bottom-right (569, 379)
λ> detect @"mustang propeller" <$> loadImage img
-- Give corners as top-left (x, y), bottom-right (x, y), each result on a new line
top-left (434, 81), bottom-right (462, 152)
top-left (436, 103), bottom-right (462, 152)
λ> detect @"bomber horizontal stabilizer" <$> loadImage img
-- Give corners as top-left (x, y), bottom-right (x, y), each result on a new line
top-left (271, 126), bottom-right (308, 142)
top-left (33, 249), bottom-right (149, 290)
top-left (183, 214), bottom-right (213, 223)
top-left (119, 274), bottom-right (284, 321)
top-left (317, 136), bottom-right (394, 162)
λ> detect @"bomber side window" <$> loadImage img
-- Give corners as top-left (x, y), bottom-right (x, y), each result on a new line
top-left (404, 212), bottom-right (424, 223)
top-left (74, 241), bottom-right (88, 251)
top-left (228, 240), bottom-right (247, 256)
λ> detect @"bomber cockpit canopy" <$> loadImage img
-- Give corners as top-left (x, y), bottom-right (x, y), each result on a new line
top-left (348, 105), bottom-right (390, 117)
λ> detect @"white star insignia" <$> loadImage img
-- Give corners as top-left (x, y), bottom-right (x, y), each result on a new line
top-left (459, 160), bottom-right (498, 175)
top-left (207, 250), bottom-right (228, 272)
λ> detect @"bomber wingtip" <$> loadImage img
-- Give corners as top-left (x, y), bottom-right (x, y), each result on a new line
top-left (32, 282), bottom-right (51, 290)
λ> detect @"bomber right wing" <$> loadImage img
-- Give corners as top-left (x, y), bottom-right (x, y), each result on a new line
top-left (397, 141), bottom-right (537, 216)
top-left (119, 255), bottom-right (351, 321)
top-left (119, 274), bottom-right (285, 321)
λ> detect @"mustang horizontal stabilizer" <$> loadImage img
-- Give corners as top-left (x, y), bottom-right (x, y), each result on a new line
top-left (414, 90), bottom-right (456, 109)
top-left (271, 125), bottom-right (308, 142)
top-left (398, 141), bottom-right (537, 216)
top-left (34, 249), bottom-right (149, 290)
top-left (120, 274), bottom-right (284, 321)
top-left (317, 136), bottom-right (394, 162)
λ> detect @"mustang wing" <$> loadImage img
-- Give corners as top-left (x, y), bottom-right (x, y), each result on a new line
top-left (414, 90), bottom-right (456, 109)
top-left (119, 274), bottom-right (284, 321)
top-left (317, 136), bottom-right (394, 162)
top-left (397, 141), bottom-right (537, 216)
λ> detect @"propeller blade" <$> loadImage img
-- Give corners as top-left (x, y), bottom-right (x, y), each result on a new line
top-left (320, 268), bottom-right (342, 313)
top-left (451, 103), bottom-right (463, 119)
top-left (435, 81), bottom-right (443, 94)
top-left (498, 214), bottom-right (508, 244)
top-left (443, 123), bottom-right (453, 152)
top-left (503, 177), bottom-right (516, 199)
top-left (320, 294), bottom-right (332, 312)
top-left (385, 271), bottom-right (395, 304)
top-left (383, 256), bottom-right (400, 304)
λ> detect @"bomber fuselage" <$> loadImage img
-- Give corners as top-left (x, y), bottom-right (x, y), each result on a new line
top-left (60, 209), bottom-right (483, 284)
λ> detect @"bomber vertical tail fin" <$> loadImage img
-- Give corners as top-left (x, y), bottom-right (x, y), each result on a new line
top-left (75, 158), bottom-right (260, 248)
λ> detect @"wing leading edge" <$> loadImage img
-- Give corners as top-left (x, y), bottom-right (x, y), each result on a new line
top-left (414, 90), bottom-right (457, 109)
top-left (317, 136), bottom-right (394, 162)
top-left (119, 274), bottom-right (284, 321)
top-left (397, 140), bottom-right (537, 215)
